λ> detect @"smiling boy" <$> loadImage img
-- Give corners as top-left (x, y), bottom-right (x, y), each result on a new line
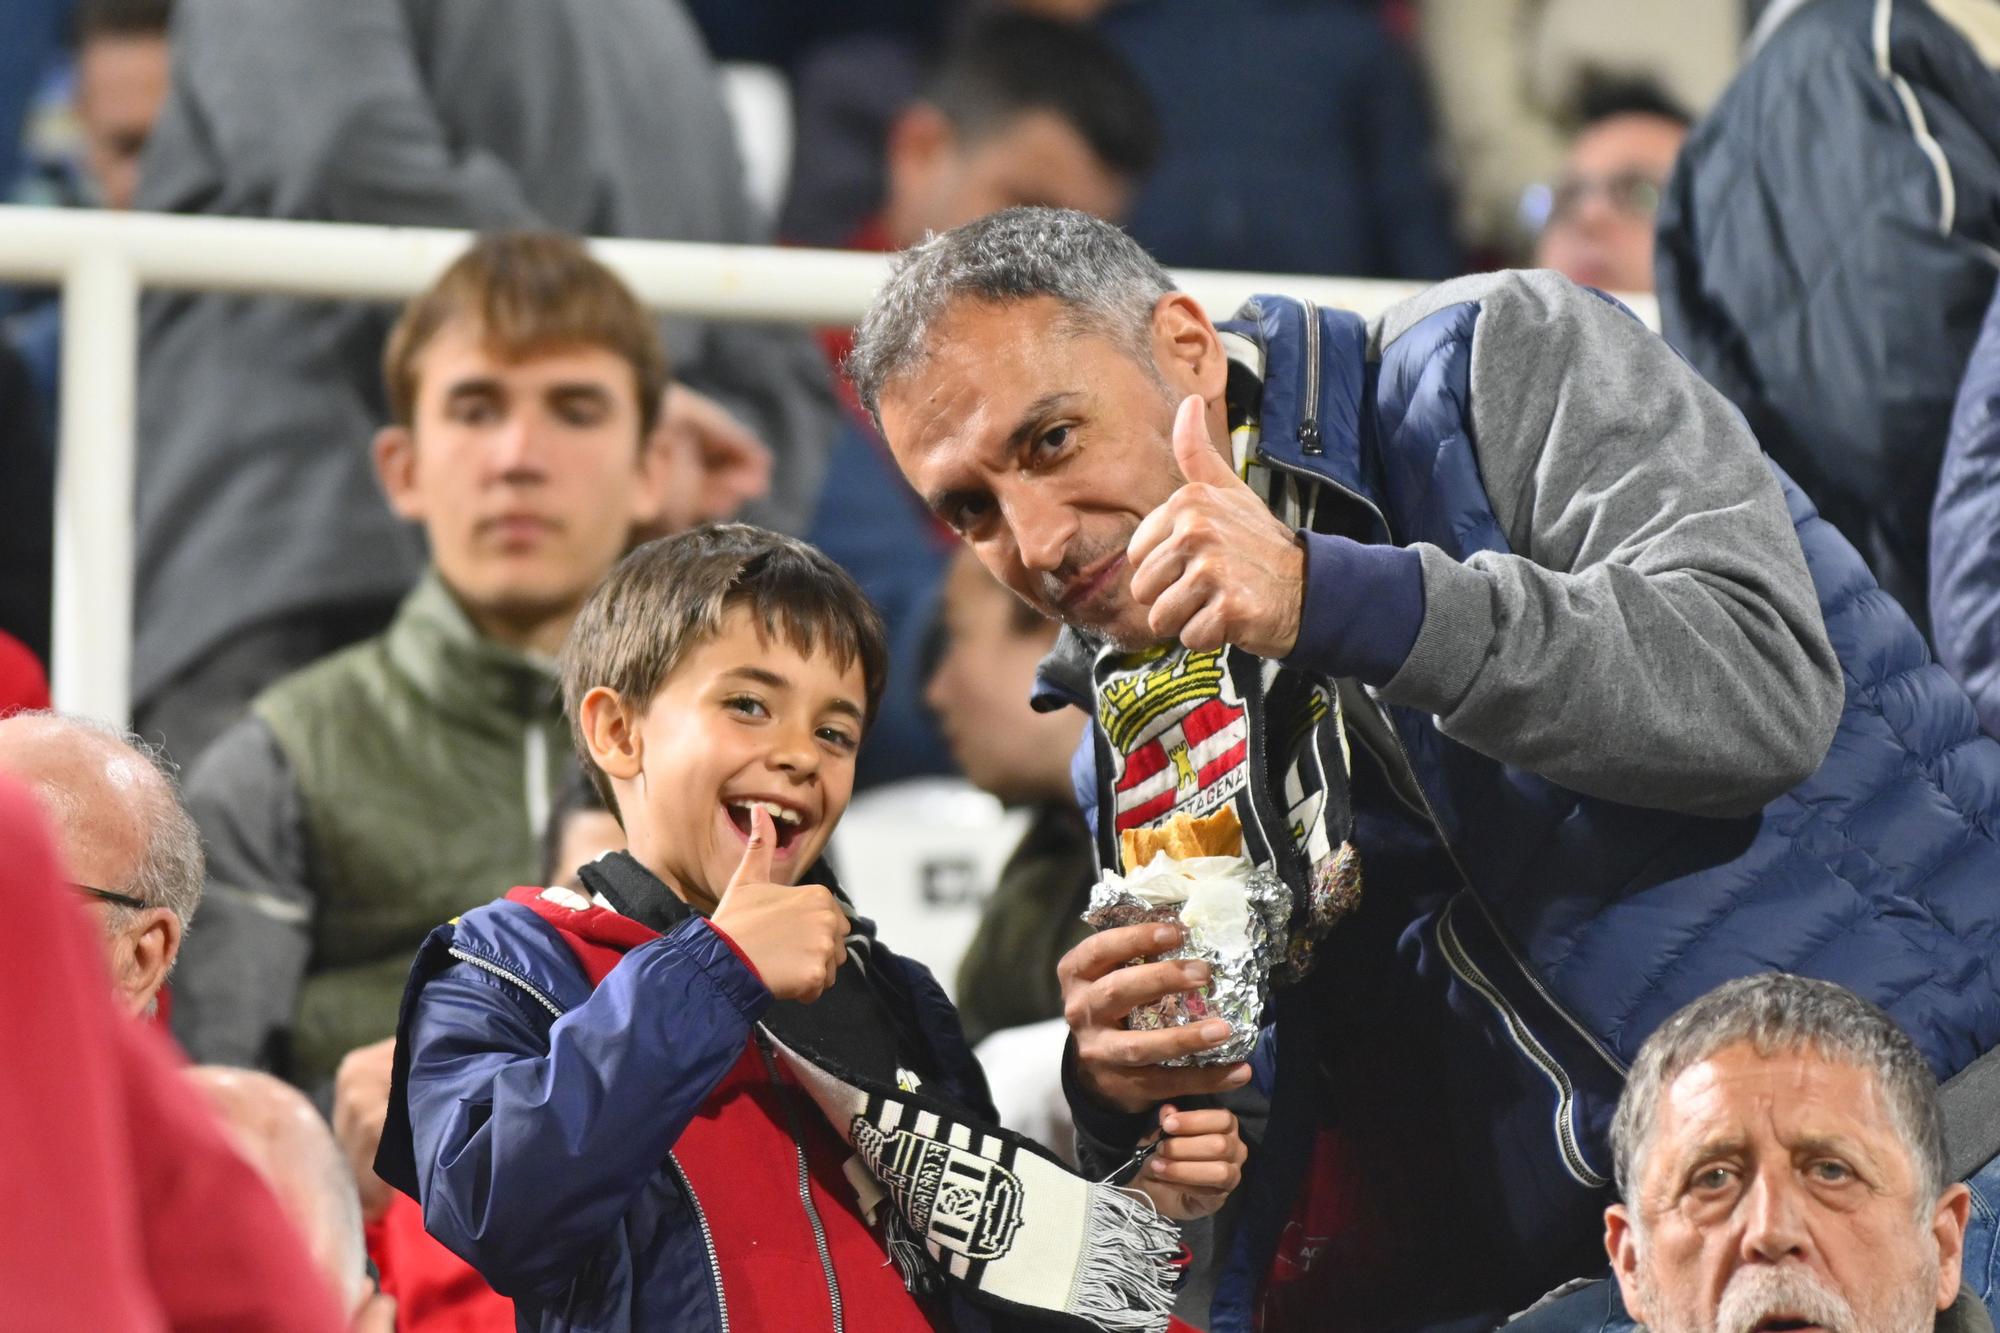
top-left (376, 525), bottom-right (1244, 1331)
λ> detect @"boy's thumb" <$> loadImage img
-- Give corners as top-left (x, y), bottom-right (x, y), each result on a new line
top-left (724, 803), bottom-right (774, 895)
top-left (1171, 394), bottom-right (1237, 488)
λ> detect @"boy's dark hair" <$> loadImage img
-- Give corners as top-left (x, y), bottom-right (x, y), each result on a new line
top-left (76, 0), bottom-right (173, 42)
top-left (560, 525), bottom-right (890, 812)
top-left (925, 13), bottom-right (1160, 180)
top-left (383, 230), bottom-right (669, 438)
top-left (1567, 70), bottom-right (1692, 133)
top-left (540, 764), bottom-right (612, 885)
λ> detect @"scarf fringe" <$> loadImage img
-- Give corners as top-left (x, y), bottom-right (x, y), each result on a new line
top-left (1066, 1185), bottom-right (1182, 1332)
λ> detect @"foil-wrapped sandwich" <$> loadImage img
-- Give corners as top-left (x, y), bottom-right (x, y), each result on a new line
top-left (1083, 807), bottom-right (1292, 1066)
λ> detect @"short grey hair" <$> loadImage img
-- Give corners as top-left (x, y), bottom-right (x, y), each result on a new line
top-left (846, 206), bottom-right (1175, 422)
top-left (1610, 974), bottom-right (1947, 1209)
top-left (10, 710), bottom-right (204, 932)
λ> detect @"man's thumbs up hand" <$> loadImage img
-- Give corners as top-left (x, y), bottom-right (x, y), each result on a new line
top-left (1127, 395), bottom-right (1307, 658)
top-left (711, 805), bottom-right (848, 1003)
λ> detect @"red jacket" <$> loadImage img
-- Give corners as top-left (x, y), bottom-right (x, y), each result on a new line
top-left (0, 777), bottom-right (348, 1330)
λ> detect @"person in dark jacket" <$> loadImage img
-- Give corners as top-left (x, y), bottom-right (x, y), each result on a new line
top-left (851, 206), bottom-right (2000, 1330)
top-left (377, 525), bottom-right (1246, 1331)
top-left (1932, 283), bottom-right (2000, 740)
top-left (1097, 0), bottom-right (1462, 278)
top-left (1655, 0), bottom-right (2000, 636)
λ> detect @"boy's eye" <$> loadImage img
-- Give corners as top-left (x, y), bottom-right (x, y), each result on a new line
top-left (817, 725), bottom-right (859, 752)
top-left (724, 695), bottom-right (769, 719)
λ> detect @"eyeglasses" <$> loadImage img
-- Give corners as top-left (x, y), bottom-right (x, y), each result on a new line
top-left (1522, 172), bottom-right (1666, 231)
top-left (72, 883), bottom-right (151, 912)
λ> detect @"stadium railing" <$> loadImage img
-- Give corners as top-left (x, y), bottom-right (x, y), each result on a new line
top-left (0, 203), bottom-right (1656, 722)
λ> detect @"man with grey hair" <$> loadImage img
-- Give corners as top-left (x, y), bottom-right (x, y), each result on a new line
top-left (851, 205), bottom-right (2000, 1327)
top-left (1592, 974), bottom-right (1983, 1333)
top-left (0, 710), bottom-right (203, 1015)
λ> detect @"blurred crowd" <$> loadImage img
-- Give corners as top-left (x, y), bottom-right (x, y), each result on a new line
top-left (3, 0), bottom-right (2000, 1330)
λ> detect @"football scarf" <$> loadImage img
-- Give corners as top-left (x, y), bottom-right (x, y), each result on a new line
top-left (577, 853), bottom-right (1183, 1332)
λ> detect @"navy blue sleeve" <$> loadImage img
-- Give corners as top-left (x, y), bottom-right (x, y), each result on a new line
top-left (1932, 287), bottom-right (2000, 740)
top-left (402, 917), bottom-right (770, 1299)
top-left (1280, 532), bottom-right (1427, 687)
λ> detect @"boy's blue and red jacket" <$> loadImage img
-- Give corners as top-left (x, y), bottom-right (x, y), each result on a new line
top-left (374, 879), bottom-right (999, 1332)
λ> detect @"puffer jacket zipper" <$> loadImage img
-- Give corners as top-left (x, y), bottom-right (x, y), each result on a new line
top-left (1435, 896), bottom-right (1610, 1189)
top-left (441, 945), bottom-right (734, 1329)
top-left (1297, 298), bottom-right (1323, 454)
top-left (757, 1037), bottom-right (844, 1332)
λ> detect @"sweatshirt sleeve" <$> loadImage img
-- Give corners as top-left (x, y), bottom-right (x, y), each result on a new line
top-left (1373, 270), bottom-right (1843, 817)
top-left (173, 715), bottom-right (315, 1072)
top-left (403, 916), bottom-right (769, 1300)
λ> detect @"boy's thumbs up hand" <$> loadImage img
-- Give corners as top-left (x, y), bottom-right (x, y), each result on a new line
top-left (1127, 395), bottom-right (1307, 658)
top-left (711, 805), bottom-right (848, 1003)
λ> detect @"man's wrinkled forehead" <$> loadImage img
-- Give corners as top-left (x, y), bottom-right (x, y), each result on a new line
top-left (880, 295), bottom-right (1096, 451)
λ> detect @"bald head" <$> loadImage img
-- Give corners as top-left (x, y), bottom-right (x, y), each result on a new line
top-left (188, 1067), bottom-right (371, 1313)
top-left (0, 711), bottom-right (203, 1012)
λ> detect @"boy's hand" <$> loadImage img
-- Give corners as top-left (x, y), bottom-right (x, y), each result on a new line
top-left (1131, 1104), bottom-right (1247, 1221)
top-left (711, 805), bottom-right (847, 1003)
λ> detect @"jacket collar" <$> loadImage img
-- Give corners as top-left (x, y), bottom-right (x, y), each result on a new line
top-left (384, 567), bottom-right (562, 729)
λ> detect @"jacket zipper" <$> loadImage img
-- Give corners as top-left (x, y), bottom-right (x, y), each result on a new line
top-left (757, 1038), bottom-right (844, 1333)
top-left (666, 1153), bottom-right (732, 1333)
top-left (1296, 298), bottom-right (1323, 454)
top-left (1436, 897), bottom-right (1609, 1189)
top-left (441, 946), bottom-right (735, 1329)
top-left (445, 947), bottom-right (565, 1019)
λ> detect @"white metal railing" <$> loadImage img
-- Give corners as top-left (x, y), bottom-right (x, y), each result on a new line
top-left (0, 204), bottom-right (1657, 722)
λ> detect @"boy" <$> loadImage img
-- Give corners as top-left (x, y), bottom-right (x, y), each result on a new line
top-left (377, 525), bottom-right (1245, 1330)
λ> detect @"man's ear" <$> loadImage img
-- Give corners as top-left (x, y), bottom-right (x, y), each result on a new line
top-left (1933, 1182), bottom-right (1973, 1311)
top-left (1149, 292), bottom-right (1229, 408)
top-left (120, 908), bottom-right (181, 1017)
top-left (578, 686), bottom-right (645, 783)
top-left (1604, 1204), bottom-right (1651, 1325)
top-left (373, 424), bottom-right (425, 521)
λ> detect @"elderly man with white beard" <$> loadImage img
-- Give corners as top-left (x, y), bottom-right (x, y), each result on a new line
top-left (1594, 974), bottom-right (1990, 1333)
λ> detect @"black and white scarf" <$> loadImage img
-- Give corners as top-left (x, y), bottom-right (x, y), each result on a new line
top-left (580, 853), bottom-right (1182, 1332)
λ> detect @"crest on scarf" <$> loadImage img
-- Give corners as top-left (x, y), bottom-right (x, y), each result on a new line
top-left (851, 1106), bottom-right (1025, 1267)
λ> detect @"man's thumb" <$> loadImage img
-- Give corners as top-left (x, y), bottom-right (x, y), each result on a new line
top-left (725, 803), bottom-right (774, 895)
top-left (1171, 394), bottom-right (1236, 487)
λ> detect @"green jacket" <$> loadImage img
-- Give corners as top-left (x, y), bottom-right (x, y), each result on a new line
top-left (176, 570), bottom-right (570, 1089)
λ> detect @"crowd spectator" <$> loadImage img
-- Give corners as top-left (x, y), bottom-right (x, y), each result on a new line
top-left (0, 709), bottom-right (202, 1018)
top-left (0, 0), bottom-right (70, 200)
top-left (1530, 76), bottom-right (1689, 295)
top-left (0, 775), bottom-right (349, 1331)
top-left (1515, 973), bottom-right (1990, 1331)
top-left (377, 525), bottom-right (1246, 1329)
top-left (1934, 284), bottom-right (2000, 738)
top-left (1097, 0), bottom-right (1460, 277)
top-left (7, 0), bottom-right (175, 427)
top-left (805, 11), bottom-right (1160, 788)
top-left (173, 232), bottom-right (669, 1093)
top-left (852, 205), bottom-right (2000, 1328)
top-left (129, 0), bottom-right (831, 767)
top-left (1656, 0), bottom-right (2000, 637)
top-left (1418, 0), bottom-right (1740, 262)
top-left (924, 547), bottom-right (1093, 1045)
top-left (190, 1066), bottom-right (395, 1329)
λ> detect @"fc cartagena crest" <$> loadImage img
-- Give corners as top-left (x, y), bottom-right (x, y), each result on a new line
top-left (851, 1115), bottom-right (1025, 1263)
top-left (1097, 647), bottom-right (1249, 833)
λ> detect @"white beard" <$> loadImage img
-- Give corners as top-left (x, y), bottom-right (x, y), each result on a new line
top-left (1636, 1256), bottom-right (1940, 1333)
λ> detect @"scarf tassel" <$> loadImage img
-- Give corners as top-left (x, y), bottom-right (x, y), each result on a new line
top-left (1066, 1185), bottom-right (1182, 1331)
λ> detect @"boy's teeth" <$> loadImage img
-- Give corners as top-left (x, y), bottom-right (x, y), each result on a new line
top-left (731, 799), bottom-right (801, 826)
